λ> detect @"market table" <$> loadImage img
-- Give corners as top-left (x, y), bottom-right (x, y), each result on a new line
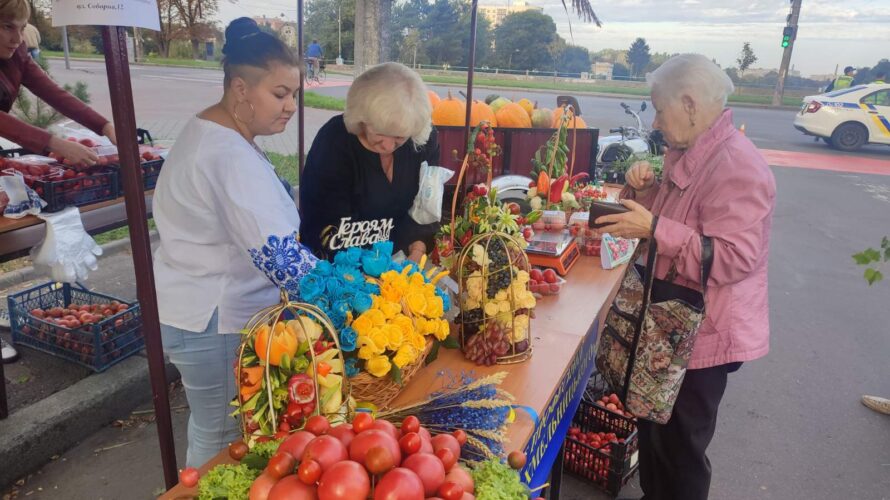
top-left (0, 192), bottom-right (154, 264)
top-left (159, 255), bottom-right (626, 499)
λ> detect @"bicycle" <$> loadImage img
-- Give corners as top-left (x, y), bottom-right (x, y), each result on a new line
top-left (305, 59), bottom-right (326, 86)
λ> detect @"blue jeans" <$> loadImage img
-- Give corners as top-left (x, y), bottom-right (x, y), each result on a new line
top-left (160, 311), bottom-right (242, 467)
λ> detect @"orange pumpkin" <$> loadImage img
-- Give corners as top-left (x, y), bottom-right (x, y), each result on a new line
top-left (428, 90), bottom-right (441, 109)
top-left (517, 98), bottom-right (534, 117)
top-left (431, 91), bottom-right (466, 126)
top-left (552, 106), bottom-right (587, 129)
top-left (496, 102), bottom-right (532, 128)
top-left (470, 100), bottom-right (497, 127)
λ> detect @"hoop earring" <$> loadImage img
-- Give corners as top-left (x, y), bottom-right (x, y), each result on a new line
top-left (233, 100), bottom-right (256, 125)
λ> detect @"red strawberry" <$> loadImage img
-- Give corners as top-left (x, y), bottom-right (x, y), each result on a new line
top-left (459, 230), bottom-right (474, 247)
top-left (549, 283), bottom-right (561, 293)
top-left (529, 269), bottom-right (544, 282)
top-left (78, 138), bottom-right (95, 147)
top-left (543, 269), bottom-right (558, 284)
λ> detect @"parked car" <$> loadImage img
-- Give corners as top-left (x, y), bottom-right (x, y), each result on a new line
top-left (793, 84), bottom-right (890, 151)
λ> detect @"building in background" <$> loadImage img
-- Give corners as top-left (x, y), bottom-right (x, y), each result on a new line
top-left (253, 16), bottom-right (297, 47)
top-left (591, 61), bottom-right (613, 80)
top-left (478, 1), bottom-right (544, 27)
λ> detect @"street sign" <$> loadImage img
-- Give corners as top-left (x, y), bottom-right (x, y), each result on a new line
top-left (52, 0), bottom-right (161, 31)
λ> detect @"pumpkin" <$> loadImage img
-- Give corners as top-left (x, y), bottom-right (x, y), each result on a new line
top-left (496, 102), bottom-right (532, 128)
top-left (428, 91), bottom-right (441, 109)
top-left (531, 105), bottom-right (553, 128)
top-left (517, 98), bottom-right (534, 117)
top-left (489, 97), bottom-right (512, 114)
top-left (552, 106), bottom-right (588, 129)
top-left (470, 100), bottom-right (497, 127)
top-left (484, 94), bottom-right (501, 105)
top-left (432, 91), bottom-right (466, 126)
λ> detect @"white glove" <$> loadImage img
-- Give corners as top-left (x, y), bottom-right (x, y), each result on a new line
top-left (0, 174), bottom-right (46, 219)
top-left (31, 207), bottom-right (103, 283)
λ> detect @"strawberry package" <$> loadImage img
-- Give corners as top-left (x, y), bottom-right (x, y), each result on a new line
top-left (600, 234), bottom-right (637, 270)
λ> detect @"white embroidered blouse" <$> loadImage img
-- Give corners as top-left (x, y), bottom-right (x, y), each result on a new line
top-left (152, 117), bottom-right (317, 333)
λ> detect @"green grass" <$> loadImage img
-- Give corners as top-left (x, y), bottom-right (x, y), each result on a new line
top-left (268, 152), bottom-right (300, 186)
top-left (42, 50), bottom-right (103, 59)
top-left (422, 74), bottom-right (803, 107)
top-left (92, 219), bottom-right (157, 246)
top-left (304, 92), bottom-right (345, 111)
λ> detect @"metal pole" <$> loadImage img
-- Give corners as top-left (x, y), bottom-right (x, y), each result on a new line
top-left (462, 0), bottom-right (479, 151)
top-left (101, 26), bottom-right (177, 489)
top-left (337, 3), bottom-right (343, 63)
top-left (298, 0), bottom-right (306, 179)
top-left (62, 25), bottom-right (70, 70)
top-left (772, 0), bottom-right (802, 107)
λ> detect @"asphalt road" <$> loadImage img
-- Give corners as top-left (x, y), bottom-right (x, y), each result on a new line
top-left (15, 59), bottom-right (890, 499)
top-left (46, 59), bottom-right (890, 160)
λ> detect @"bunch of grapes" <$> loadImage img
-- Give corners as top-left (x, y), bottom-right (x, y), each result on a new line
top-left (455, 307), bottom-right (484, 329)
top-left (484, 239), bottom-right (512, 299)
top-left (464, 321), bottom-right (513, 366)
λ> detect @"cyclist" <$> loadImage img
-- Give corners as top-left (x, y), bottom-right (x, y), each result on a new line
top-left (305, 39), bottom-right (323, 80)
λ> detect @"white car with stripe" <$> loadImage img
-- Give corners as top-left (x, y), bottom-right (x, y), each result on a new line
top-left (793, 84), bottom-right (890, 151)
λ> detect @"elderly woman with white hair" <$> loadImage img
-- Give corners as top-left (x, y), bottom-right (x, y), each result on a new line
top-left (596, 54), bottom-right (776, 500)
top-left (300, 62), bottom-right (439, 261)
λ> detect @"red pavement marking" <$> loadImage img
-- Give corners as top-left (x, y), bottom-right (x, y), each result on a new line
top-left (759, 149), bottom-right (890, 176)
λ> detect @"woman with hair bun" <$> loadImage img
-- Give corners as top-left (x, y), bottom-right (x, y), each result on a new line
top-left (152, 17), bottom-right (318, 466)
top-left (299, 62), bottom-right (439, 262)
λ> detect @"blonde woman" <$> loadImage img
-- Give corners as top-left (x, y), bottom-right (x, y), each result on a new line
top-left (299, 62), bottom-right (439, 261)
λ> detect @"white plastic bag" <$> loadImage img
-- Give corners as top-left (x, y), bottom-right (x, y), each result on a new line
top-left (409, 162), bottom-right (454, 225)
top-left (0, 173), bottom-right (46, 219)
top-left (31, 207), bottom-right (103, 283)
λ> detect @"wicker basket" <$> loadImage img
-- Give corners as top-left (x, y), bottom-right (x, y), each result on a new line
top-left (347, 337), bottom-right (434, 409)
top-left (236, 293), bottom-right (353, 440)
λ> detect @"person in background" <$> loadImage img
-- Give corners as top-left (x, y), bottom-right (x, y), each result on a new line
top-left (153, 17), bottom-right (316, 467)
top-left (22, 21), bottom-right (38, 59)
top-left (826, 66), bottom-right (856, 92)
top-left (597, 54), bottom-right (775, 500)
top-left (0, 0), bottom-right (116, 165)
top-left (305, 39), bottom-right (323, 76)
top-left (300, 62), bottom-right (438, 262)
top-left (873, 72), bottom-right (886, 85)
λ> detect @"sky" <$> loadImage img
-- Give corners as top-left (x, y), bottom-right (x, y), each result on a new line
top-left (216, 0), bottom-right (890, 77)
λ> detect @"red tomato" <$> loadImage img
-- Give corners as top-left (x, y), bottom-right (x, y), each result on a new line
top-left (374, 468), bottom-right (425, 500)
top-left (267, 475), bottom-right (318, 500)
top-left (274, 431), bottom-right (289, 440)
top-left (419, 437), bottom-right (434, 455)
top-left (431, 434), bottom-right (461, 460)
top-left (249, 472), bottom-right (279, 500)
top-left (302, 435), bottom-right (348, 472)
top-left (278, 431), bottom-right (316, 460)
top-left (444, 466), bottom-right (474, 495)
top-left (305, 415), bottom-right (331, 436)
top-left (266, 451), bottom-right (297, 479)
top-left (399, 432), bottom-right (422, 455)
top-left (298, 459), bottom-right (322, 485)
top-left (328, 423), bottom-right (356, 449)
top-left (417, 426), bottom-right (432, 443)
top-left (179, 467), bottom-right (199, 488)
top-left (349, 429), bottom-right (402, 469)
top-left (352, 412), bottom-right (375, 433)
top-left (435, 448), bottom-right (457, 472)
top-left (402, 452), bottom-right (446, 496)
top-left (364, 445), bottom-right (396, 475)
top-left (438, 482), bottom-right (464, 500)
top-left (401, 415), bottom-right (420, 436)
top-left (317, 460), bottom-right (371, 500)
top-left (608, 394), bottom-right (620, 405)
top-left (372, 419), bottom-right (400, 441)
top-left (451, 430), bottom-right (467, 447)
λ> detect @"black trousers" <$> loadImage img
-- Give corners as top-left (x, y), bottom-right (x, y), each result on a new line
top-left (637, 362), bottom-right (741, 500)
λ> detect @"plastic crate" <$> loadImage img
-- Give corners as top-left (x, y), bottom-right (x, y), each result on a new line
top-left (564, 371), bottom-right (639, 496)
top-left (33, 168), bottom-right (119, 212)
top-left (8, 282), bottom-right (143, 372)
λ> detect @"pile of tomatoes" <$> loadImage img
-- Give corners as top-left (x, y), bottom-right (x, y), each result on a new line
top-left (193, 413), bottom-right (480, 500)
top-left (23, 301), bottom-right (135, 364)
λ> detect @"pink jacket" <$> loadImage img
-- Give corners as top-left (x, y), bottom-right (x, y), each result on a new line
top-left (623, 109), bottom-right (775, 370)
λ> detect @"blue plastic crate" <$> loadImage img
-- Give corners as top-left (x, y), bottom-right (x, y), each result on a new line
top-left (7, 282), bottom-right (143, 372)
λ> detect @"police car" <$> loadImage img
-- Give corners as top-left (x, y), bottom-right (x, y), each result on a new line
top-left (793, 84), bottom-right (890, 151)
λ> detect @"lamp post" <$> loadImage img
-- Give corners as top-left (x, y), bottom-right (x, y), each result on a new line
top-left (336, 2), bottom-right (343, 65)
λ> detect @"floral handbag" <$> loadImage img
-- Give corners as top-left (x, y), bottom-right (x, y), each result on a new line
top-left (595, 236), bottom-right (714, 424)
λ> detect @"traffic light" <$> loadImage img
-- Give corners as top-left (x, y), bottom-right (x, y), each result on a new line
top-left (781, 26), bottom-right (794, 48)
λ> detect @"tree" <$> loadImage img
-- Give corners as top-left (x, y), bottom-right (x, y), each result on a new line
top-left (626, 37), bottom-right (650, 78)
top-left (306, 0), bottom-right (356, 62)
top-left (560, 45), bottom-right (591, 74)
top-left (612, 62), bottom-right (630, 79)
top-left (494, 11), bottom-right (557, 71)
top-left (353, 0), bottom-right (390, 73)
top-left (736, 41), bottom-right (757, 77)
top-left (169, 0), bottom-right (219, 59)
